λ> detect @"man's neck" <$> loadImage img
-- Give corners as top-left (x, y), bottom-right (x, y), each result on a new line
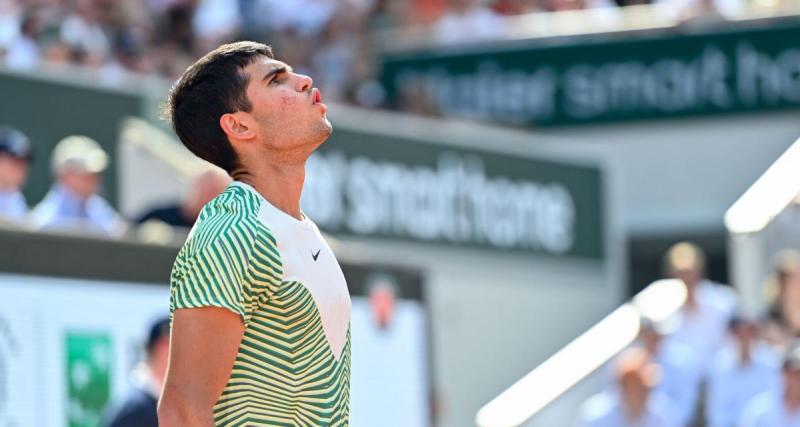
top-left (738, 346), bottom-right (752, 366)
top-left (56, 184), bottom-right (89, 203)
top-left (235, 162), bottom-right (306, 220)
top-left (623, 400), bottom-right (647, 423)
top-left (683, 282), bottom-right (701, 312)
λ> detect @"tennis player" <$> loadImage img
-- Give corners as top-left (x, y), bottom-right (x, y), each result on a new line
top-left (158, 41), bottom-right (352, 426)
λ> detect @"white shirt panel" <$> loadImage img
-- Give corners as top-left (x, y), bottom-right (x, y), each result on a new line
top-left (233, 181), bottom-right (352, 361)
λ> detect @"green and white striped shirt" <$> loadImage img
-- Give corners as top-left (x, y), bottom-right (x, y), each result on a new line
top-left (170, 181), bottom-right (352, 426)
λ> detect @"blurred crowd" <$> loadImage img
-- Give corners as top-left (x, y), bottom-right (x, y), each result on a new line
top-left (0, 0), bottom-right (747, 109)
top-left (0, 126), bottom-right (230, 238)
top-left (0, 3), bottom-right (792, 426)
top-left (578, 243), bottom-right (800, 427)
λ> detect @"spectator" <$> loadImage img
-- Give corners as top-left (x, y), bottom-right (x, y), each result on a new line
top-left (740, 340), bottom-right (800, 427)
top-left (638, 316), bottom-right (703, 427)
top-left (492, 0), bottom-right (542, 15)
top-left (762, 250), bottom-right (800, 352)
top-left (59, 0), bottom-right (110, 67)
top-left (100, 27), bottom-right (154, 85)
top-left (0, 126), bottom-right (32, 221)
top-left (576, 348), bottom-right (678, 427)
top-left (102, 317), bottom-right (170, 427)
top-left (5, 10), bottom-right (42, 70)
top-left (406, 0), bottom-right (448, 25)
top-left (136, 167), bottom-right (230, 228)
top-left (191, 0), bottom-right (240, 53)
top-left (30, 135), bottom-right (125, 236)
top-left (541, 0), bottom-right (589, 11)
top-left (706, 313), bottom-right (781, 427)
top-left (312, 5), bottom-right (364, 101)
top-left (663, 242), bottom-right (737, 369)
top-left (0, 0), bottom-right (21, 53)
top-left (260, 0), bottom-right (338, 38)
top-left (433, 0), bottom-right (503, 45)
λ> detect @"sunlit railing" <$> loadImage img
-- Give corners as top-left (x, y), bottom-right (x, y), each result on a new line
top-left (475, 279), bottom-right (687, 427)
top-left (725, 136), bottom-right (800, 234)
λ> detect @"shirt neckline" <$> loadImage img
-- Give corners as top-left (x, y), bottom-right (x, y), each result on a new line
top-left (230, 180), bottom-right (311, 228)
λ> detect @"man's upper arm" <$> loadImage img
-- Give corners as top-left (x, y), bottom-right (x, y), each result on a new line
top-left (160, 307), bottom-right (244, 423)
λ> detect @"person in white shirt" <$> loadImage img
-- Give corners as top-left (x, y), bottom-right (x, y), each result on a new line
top-left (638, 317), bottom-right (704, 427)
top-left (6, 12), bottom-right (42, 70)
top-left (739, 340), bottom-right (800, 427)
top-left (762, 251), bottom-right (800, 353)
top-left (433, 0), bottom-right (503, 45)
top-left (30, 135), bottom-right (125, 236)
top-left (59, 0), bottom-right (110, 64)
top-left (577, 348), bottom-right (679, 427)
top-left (663, 242), bottom-right (738, 370)
top-left (706, 313), bottom-right (781, 427)
top-left (0, 127), bottom-right (32, 221)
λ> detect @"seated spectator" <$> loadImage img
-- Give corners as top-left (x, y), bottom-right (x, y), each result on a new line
top-left (492, 0), bottom-right (543, 15)
top-left (706, 313), bottom-right (781, 427)
top-left (135, 167), bottom-right (229, 228)
top-left (59, 0), bottom-right (110, 67)
top-left (740, 340), bottom-right (800, 427)
top-left (762, 250), bottom-right (800, 352)
top-left (30, 135), bottom-right (125, 236)
top-left (576, 348), bottom-right (678, 427)
top-left (102, 317), bottom-right (170, 427)
top-left (433, 0), bottom-right (503, 45)
top-left (0, 127), bottom-right (32, 221)
top-left (5, 11), bottom-right (43, 70)
top-left (638, 317), bottom-right (703, 427)
top-left (663, 242), bottom-right (737, 370)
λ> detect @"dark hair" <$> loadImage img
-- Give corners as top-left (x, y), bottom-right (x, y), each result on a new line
top-left (164, 41), bottom-right (274, 173)
top-left (146, 317), bottom-right (170, 356)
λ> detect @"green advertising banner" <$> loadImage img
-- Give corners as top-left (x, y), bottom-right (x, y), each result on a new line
top-left (65, 332), bottom-right (112, 427)
top-left (381, 21), bottom-right (800, 126)
top-left (303, 128), bottom-right (605, 260)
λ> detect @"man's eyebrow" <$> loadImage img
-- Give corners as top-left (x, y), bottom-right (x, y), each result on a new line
top-left (262, 64), bottom-right (293, 82)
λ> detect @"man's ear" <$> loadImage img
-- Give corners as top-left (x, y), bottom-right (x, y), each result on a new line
top-left (220, 112), bottom-right (256, 142)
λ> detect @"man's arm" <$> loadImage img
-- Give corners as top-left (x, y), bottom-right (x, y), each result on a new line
top-left (158, 307), bottom-right (245, 427)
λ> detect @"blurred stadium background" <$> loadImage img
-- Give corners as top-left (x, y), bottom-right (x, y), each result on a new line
top-left (1, 0), bottom-right (800, 426)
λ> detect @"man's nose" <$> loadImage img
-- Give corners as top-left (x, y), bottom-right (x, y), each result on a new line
top-left (295, 73), bottom-right (313, 92)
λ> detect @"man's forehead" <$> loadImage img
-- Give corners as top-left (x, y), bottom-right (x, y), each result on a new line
top-left (252, 58), bottom-right (291, 72)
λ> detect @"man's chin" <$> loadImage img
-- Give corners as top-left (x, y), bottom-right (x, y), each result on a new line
top-left (310, 118), bottom-right (333, 148)
top-left (319, 117), bottom-right (333, 137)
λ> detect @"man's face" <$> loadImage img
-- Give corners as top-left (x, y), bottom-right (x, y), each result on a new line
top-left (241, 57), bottom-right (332, 154)
top-left (639, 328), bottom-right (662, 352)
top-left (671, 267), bottom-right (701, 288)
top-left (60, 170), bottom-right (101, 200)
top-left (0, 154), bottom-right (29, 189)
top-left (619, 371), bottom-right (649, 412)
top-left (733, 322), bottom-right (756, 348)
top-left (782, 270), bottom-right (800, 301)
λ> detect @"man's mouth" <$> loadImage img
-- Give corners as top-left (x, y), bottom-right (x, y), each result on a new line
top-left (312, 88), bottom-right (323, 105)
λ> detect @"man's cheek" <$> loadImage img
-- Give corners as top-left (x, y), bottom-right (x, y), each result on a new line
top-left (275, 96), bottom-right (302, 116)
top-left (280, 94), bottom-right (298, 109)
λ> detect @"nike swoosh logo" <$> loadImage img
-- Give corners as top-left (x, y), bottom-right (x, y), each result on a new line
top-left (312, 249), bottom-right (321, 261)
